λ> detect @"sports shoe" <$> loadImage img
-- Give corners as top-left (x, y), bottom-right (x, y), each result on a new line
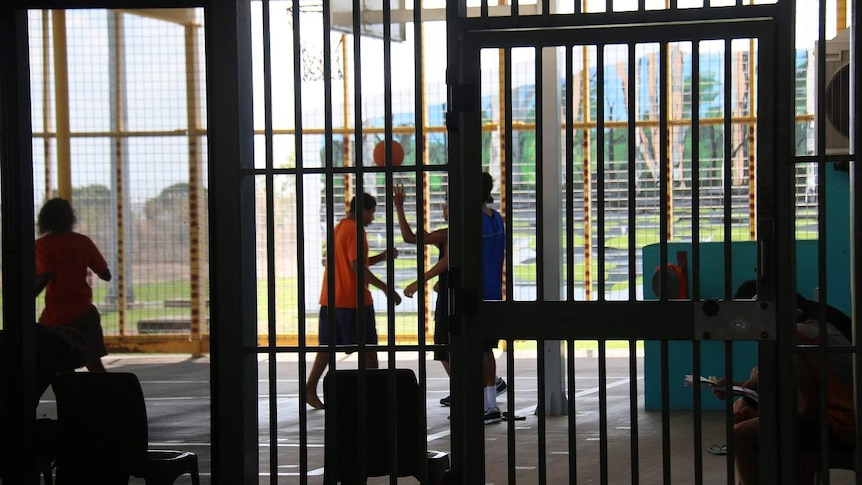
top-left (495, 377), bottom-right (507, 396)
top-left (440, 395), bottom-right (451, 407)
top-left (484, 406), bottom-right (502, 425)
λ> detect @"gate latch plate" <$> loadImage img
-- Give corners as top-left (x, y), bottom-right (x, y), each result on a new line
top-left (694, 300), bottom-right (775, 341)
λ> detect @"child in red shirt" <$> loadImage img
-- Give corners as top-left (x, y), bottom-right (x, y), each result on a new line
top-left (35, 198), bottom-right (112, 372)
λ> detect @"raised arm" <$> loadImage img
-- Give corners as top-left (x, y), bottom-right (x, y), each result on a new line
top-left (393, 184), bottom-right (447, 246)
top-left (393, 184), bottom-right (417, 243)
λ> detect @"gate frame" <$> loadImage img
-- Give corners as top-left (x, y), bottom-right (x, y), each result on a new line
top-left (445, 3), bottom-right (797, 483)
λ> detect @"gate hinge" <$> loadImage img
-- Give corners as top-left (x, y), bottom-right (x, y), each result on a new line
top-left (445, 83), bottom-right (478, 133)
top-left (448, 268), bottom-right (477, 336)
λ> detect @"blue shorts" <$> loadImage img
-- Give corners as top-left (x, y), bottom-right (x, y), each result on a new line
top-left (318, 305), bottom-right (378, 347)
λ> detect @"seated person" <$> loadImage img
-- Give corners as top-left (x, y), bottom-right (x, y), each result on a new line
top-left (714, 281), bottom-right (854, 485)
top-left (0, 324), bottom-right (88, 407)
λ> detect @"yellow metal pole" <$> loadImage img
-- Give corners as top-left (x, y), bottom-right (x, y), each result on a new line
top-left (498, 48), bottom-right (508, 300)
top-left (497, 47), bottom-right (509, 351)
top-left (836, 0), bottom-right (847, 30)
top-left (342, 34), bottom-right (352, 201)
top-left (666, 46), bottom-right (674, 242)
top-left (748, 37), bottom-right (757, 240)
top-left (185, 17), bottom-right (205, 357)
top-left (582, 47), bottom-right (593, 301)
top-left (51, 10), bottom-right (72, 200)
top-left (112, 12), bottom-right (129, 337)
top-left (42, 12), bottom-right (54, 201)
top-left (420, 21), bottom-right (433, 340)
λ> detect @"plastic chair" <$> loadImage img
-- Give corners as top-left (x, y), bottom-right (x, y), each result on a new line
top-left (323, 369), bottom-right (449, 484)
top-left (51, 371), bottom-right (200, 485)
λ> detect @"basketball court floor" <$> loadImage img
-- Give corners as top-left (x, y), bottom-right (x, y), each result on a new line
top-left (34, 352), bottom-right (856, 484)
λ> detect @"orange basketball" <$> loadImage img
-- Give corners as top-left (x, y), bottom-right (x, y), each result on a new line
top-left (372, 140), bottom-right (405, 167)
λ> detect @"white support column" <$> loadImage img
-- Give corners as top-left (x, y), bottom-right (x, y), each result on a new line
top-left (540, 45), bottom-right (568, 416)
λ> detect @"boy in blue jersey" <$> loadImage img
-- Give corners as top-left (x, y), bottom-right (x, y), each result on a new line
top-left (480, 172), bottom-right (506, 424)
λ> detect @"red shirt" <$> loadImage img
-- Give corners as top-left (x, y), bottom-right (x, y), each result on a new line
top-left (319, 218), bottom-right (372, 308)
top-left (36, 232), bottom-right (109, 326)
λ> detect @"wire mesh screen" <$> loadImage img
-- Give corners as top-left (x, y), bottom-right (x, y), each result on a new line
top-left (28, 9), bottom-right (209, 339)
top-left (19, 3), bottom-right (832, 346)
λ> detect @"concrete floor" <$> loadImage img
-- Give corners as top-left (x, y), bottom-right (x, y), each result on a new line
top-left (34, 351), bottom-right (856, 484)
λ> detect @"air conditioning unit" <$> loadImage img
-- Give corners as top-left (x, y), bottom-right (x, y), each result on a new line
top-left (815, 28), bottom-right (851, 155)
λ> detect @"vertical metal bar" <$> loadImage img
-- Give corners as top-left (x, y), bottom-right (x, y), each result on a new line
top-left (815, 0), bottom-right (827, 161)
top-left (566, 45), bottom-right (575, 302)
top-left (691, 41), bottom-right (701, 301)
top-left (446, 5), bottom-right (484, 482)
top-left (504, 48), bottom-right (515, 302)
top-left (380, 3), bottom-right (401, 484)
top-left (628, 338), bottom-right (640, 485)
top-left (500, 46), bottom-right (516, 485)
top-left (412, 1), bottom-right (430, 481)
top-left (260, 2), bottom-right (279, 483)
top-left (660, 340), bottom-right (672, 485)
top-left (205, 0), bottom-right (259, 480)
top-left (293, 1), bottom-right (310, 482)
top-left (321, 0), bottom-right (338, 384)
top-left (722, 38), bottom-right (733, 298)
top-left (723, 342), bottom-right (735, 484)
top-left (816, 145), bottom-right (831, 485)
top-left (659, 41), bottom-right (672, 485)
top-left (769, 4), bottom-right (801, 483)
top-left (204, 2), bottom-right (258, 483)
top-left (692, 342), bottom-right (703, 485)
top-left (721, 39), bottom-right (736, 485)
top-left (506, 338), bottom-right (517, 484)
top-left (810, 0), bottom-right (832, 453)
top-left (598, 341), bottom-right (609, 484)
top-left (597, 45), bottom-right (607, 301)
top-left (658, 42), bottom-right (669, 300)
top-left (350, 1), bottom-right (369, 481)
top-left (851, 0), bottom-right (862, 478)
top-left (0, 9), bottom-right (38, 483)
top-left (691, 41), bottom-right (704, 485)
top-left (320, 2), bottom-right (340, 481)
top-left (627, 43), bottom-right (638, 301)
top-left (536, 338), bottom-right (548, 485)
top-left (567, 340), bottom-right (579, 483)
top-left (536, 48), bottom-right (545, 302)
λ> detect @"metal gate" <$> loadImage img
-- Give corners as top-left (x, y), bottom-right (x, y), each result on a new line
top-left (446, 3), bottom-right (802, 484)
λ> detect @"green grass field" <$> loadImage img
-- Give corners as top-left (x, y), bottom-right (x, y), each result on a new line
top-left (19, 219), bottom-right (818, 340)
